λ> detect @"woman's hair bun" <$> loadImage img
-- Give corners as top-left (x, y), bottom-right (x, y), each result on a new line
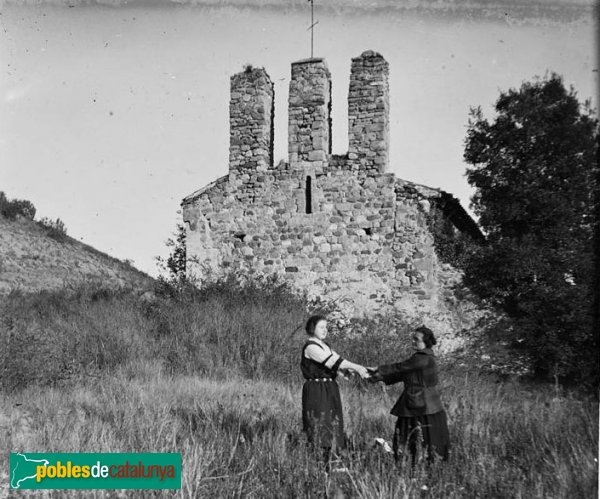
top-left (415, 325), bottom-right (436, 347)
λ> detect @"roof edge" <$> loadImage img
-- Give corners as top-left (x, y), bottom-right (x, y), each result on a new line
top-left (182, 174), bottom-right (229, 205)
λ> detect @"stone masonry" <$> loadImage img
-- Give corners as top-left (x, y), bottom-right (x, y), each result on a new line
top-left (348, 52), bottom-right (389, 173)
top-left (182, 50), bottom-right (482, 322)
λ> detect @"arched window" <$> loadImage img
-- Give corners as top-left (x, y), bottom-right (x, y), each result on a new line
top-left (305, 176), bottom-right (312, 214)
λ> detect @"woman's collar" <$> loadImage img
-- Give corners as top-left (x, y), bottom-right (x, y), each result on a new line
top-left (417, 348), bottom-right (434, 355)
top-left (310, 337), bottom-right (327, 347)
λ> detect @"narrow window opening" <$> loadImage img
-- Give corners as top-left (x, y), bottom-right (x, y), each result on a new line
top-left (306, 176), bottom-right (312, 214)
top-left (328, 81), bottom-right (332, 155)
top-left (364, 228), bottom-right (373, 236)
top-left (270, 84), bottom-right (275, 167)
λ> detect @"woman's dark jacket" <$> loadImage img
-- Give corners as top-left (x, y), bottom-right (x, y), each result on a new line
top-left (376, 348), bottom-right (444, 417)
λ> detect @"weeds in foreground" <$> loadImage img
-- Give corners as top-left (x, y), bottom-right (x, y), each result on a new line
top-left (2, 370), bottom-right (597, 498)
top-left (0, 280), bottom-right (597, 497)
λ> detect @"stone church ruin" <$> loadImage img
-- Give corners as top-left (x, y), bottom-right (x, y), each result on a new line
top-left (182, 51), bottom-right (482, 321)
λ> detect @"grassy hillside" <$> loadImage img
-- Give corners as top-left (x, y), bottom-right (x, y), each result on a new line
top-left (0, 280), bottom-right (597, 498)
top-left (0, 215), bottom-right (154, 295)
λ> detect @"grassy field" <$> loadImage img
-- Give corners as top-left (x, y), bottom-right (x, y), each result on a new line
top-left (0, 216), bottom-right (153, 295)
top-left (1, 280), bottom-right (597, 498)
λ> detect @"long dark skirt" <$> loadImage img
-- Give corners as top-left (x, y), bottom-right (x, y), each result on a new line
top-left (302, 379), bottom-right (345, 452)
top-left (393, 410), bottom-right (450, 463)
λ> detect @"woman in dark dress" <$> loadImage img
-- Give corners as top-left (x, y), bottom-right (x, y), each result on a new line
top-left (301, 315), bottom-right (368, 461)
top-left (369, 326), bottom-right (450, 464)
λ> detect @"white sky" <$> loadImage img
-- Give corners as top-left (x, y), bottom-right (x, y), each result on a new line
top-left (0, 1), bottom-right (596, 276)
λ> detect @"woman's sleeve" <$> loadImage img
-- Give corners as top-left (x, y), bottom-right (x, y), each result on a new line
top-left (304, 345), bottom-right (344, 371)
top-left (377, 354), bottom-right (428, 385)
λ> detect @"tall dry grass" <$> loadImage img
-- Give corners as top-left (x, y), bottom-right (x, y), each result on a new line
top-left (3, 369), bottom-right (596, 498)
top-left (0, 278), bottom-right (597, 498)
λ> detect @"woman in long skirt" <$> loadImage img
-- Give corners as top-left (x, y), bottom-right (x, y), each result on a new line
top-left (300, 315), bottom-right (368, 462)
top-left (369, 325), bottom-right (450, 464)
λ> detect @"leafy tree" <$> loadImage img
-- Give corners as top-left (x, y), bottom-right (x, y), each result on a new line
top-left (463, 73), bottom-right (599, 385)
top-left (166, 223), bottom-right (187, 281)
top-left (156, 222), bottom-right (187, 285)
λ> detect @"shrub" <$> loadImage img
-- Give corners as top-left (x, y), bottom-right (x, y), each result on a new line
top-left (0, 191), bottom-right (36, 220)
top-left (38, 217), bottom-right (68, 241)
top-left (156, 222), bottom-right (188, 287)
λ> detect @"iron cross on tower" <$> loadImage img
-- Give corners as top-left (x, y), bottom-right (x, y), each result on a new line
top-left (307, 0), bottom-right (319, 58)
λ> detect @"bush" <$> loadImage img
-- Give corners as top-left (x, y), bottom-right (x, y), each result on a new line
top-left (38, 217), bottom-right (68, 241)
top-left (0, 191), bottom-right (36, 220)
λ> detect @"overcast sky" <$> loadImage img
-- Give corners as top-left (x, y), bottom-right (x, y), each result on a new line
top-left (1, 0), bottom-right (596, 276)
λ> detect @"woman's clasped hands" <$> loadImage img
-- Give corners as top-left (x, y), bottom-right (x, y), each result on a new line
top-left (344, 364), bottom-right (380, 380)
top-left (347, 364), bottom-right (370, 379)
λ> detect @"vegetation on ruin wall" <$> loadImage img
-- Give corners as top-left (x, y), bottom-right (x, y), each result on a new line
top-left (1, 281), bottom-right (597, 498)
top-left (426, 206), bottom-right (475, 270)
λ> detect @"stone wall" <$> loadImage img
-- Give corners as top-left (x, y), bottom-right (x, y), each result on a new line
top-left (229, 67), bottom-right (274, 183)
top-left (348, 51), bottom-right (389, 174)
top-left (183, 50), bottom-right (479, 325)
top-left (183, 164), bottom-right (445, 318)
top-left (288, 58), bottom-right (331, 175)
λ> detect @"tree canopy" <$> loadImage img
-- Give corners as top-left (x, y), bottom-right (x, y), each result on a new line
top-left (463, 73), bottom-right (598, 386)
